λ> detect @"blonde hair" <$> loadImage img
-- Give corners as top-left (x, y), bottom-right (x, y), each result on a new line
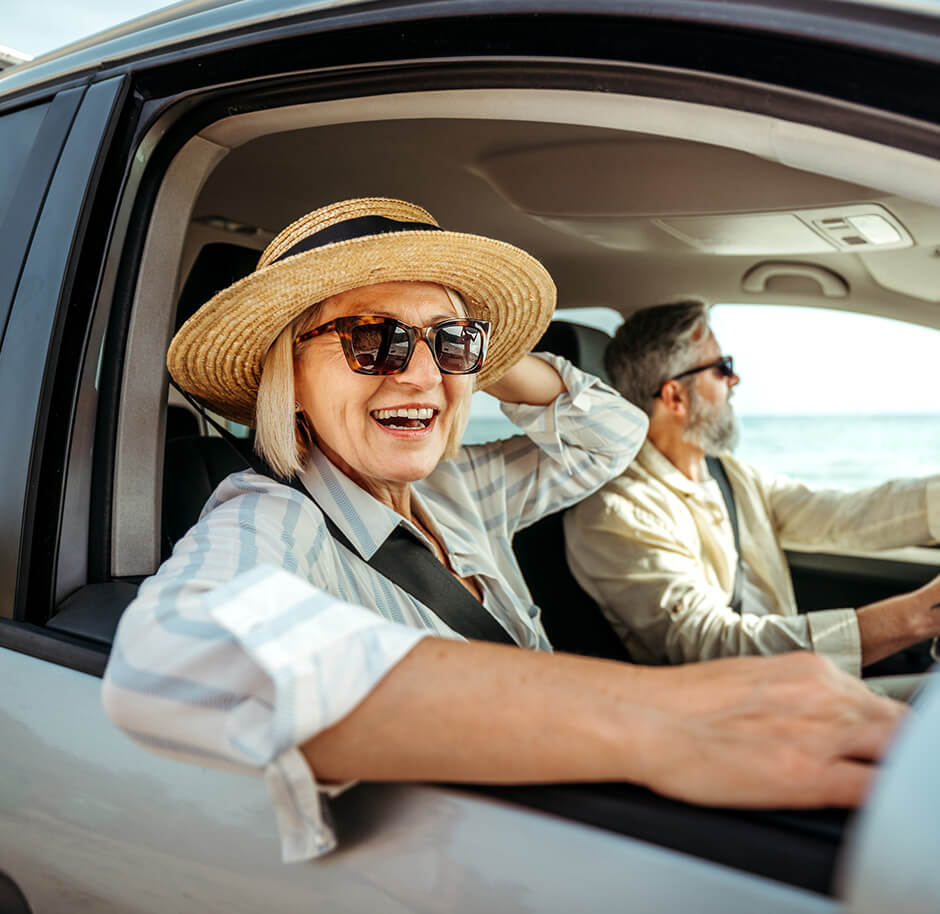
top-left (254, 285), bottom-right (474, 478)
top-left (254, 303), bottom-right (322, 478)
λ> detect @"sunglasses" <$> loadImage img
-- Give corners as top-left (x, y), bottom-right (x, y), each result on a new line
top-left (653, 356), bottom-right (735, 397)
top-left (296, 315), bottom-right (491, 376)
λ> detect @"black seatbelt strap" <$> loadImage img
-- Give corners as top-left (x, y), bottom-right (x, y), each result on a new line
top-left (169, 382), bottom-right (515, 645)
top-left (286, 474), bottom-right (515, 645)
top-left (705, 456), bottom-right (744, 614)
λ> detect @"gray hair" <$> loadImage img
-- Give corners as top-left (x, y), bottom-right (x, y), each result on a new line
top-left (605, 299), bottom-right (711, 416)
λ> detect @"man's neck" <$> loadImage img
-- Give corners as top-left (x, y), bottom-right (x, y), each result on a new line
top-left (647, 426), bottom-right (706, 482)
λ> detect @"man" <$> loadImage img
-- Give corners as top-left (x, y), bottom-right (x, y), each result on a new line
top-left (564, 300), bottom-right (940, 678)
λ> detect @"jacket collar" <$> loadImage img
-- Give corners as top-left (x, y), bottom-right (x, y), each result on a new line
top-left (637, 439), bottom-right (710, 497)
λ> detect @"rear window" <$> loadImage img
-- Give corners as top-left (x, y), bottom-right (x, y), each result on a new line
top-left (0, 102), bottom-right (48, 227)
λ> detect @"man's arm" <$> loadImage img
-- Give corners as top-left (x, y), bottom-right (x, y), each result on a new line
top-left (564, 488), bottom-right (862, 671)
top-left (305, 638), bottom-right (903, 810)
top-left (756, 465), bottom-right (940, 665)
top-left (566, 476), bottom-right (940, 671)
top-left (760, 469), bottom-right (940, 552)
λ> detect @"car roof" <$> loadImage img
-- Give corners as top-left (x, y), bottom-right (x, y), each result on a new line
top-left (0, 0), bottom-right (368, 99)
top-left (4, 0), bottom-right (940, 102)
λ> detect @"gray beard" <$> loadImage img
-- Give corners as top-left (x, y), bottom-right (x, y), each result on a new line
top-left (683, 388), bottom-right (739, 456)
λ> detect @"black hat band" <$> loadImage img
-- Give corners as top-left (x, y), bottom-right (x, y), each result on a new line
top-left (271, 215), bottom-right (442, 265)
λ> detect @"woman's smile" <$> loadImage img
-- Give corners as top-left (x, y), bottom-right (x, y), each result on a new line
top-left (370, 404), bottom-right (440, 433)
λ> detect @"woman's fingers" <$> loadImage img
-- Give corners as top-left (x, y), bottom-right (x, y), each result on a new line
top-left (641, 652), bottom-right (908, 809)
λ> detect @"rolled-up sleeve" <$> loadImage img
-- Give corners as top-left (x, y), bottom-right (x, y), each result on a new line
top-left (101, 481), bottom-right (428, 862)
top-left (486, 353), bottom-right (648, 535)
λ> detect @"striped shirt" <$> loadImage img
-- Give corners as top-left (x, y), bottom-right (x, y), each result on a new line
top-left (101, 354), bottom-right (648, 862)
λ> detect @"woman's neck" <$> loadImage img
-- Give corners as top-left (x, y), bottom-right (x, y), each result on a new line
top-left (314, 441), bottom-right (415, 520)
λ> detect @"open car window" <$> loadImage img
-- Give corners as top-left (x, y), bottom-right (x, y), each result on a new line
top-left (710, 304), bottom-right (940, 490)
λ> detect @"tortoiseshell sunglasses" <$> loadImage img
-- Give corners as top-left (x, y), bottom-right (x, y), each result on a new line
top-left (296, 315), bottom-right (491, 375)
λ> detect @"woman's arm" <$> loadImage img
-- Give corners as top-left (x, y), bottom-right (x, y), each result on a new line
top-left (305, 640), bottom-right (904, 809)
top-left (454, 352), bottom-right (648, 538)
top-left (105, 473), bottom-right (907, 862)
top-left (482, 352), bottom-right (566, 405)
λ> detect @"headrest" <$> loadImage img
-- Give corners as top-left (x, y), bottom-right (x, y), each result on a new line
top-left (533, 320), bottom-right (612, 383)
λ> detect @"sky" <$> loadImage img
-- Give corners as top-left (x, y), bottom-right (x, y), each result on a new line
top-left (1, 0), bottom-right (174, 57)
top-left (708, 305), bottom-right (939, 415)
top-left (5, 2), bottom-right (940, 418)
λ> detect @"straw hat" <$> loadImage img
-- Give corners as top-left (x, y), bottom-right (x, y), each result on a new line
top-left (168, 197), bottom-right (557, 426)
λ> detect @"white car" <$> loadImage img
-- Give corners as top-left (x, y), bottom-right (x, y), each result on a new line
top-left (1, 1), bottom-right (938, 911)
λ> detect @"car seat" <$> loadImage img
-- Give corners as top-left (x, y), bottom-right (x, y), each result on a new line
top-left (160, 242), bottom-right (260, 559)
top-left (515, 322), bottom-right (631, 661)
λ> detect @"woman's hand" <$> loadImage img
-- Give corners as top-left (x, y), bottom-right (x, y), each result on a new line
top-left (637, 652), bottom-right (906, 808)
top-left (481, 353), bottom-right (565, 405)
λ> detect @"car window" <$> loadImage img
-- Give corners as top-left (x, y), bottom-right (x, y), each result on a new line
top-left (0, 99), bottom-right (55, 344)
top-left (709, 304), bottom-right (940, 489)
top-left (0, 102), bottom-right (47, 226)
top-left (463, 306), bottom-right (623, 444)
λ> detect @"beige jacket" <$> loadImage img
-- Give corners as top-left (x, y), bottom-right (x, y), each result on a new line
top-left (564, 440), bottom-right (940, 676)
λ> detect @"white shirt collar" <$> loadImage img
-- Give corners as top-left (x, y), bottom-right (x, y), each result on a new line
top-left (297, 448), bottom-right (403, 560)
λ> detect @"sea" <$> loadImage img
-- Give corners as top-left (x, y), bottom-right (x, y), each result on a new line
top-left (462, 413), bottom-right (940, 490)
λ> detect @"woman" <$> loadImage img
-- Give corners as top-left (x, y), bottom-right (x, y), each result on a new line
top-left (103, 197), bottom-right (903, 863)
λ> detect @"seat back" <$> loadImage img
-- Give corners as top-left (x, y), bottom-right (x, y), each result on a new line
top-left (162, 432), bottom-right (251, 560)
top-left (512, 321), bottom-right (632, 661)
top-left (161, 243), bottom-right (259, 558)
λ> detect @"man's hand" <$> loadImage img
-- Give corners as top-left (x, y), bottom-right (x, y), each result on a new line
top-left (857, 571), bottom-right (940, 666)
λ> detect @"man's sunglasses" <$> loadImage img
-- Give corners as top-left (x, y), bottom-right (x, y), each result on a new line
top-left (653, 355), bottom-right (735, 397)
top-left (296, 315), bottom-right (491, 376)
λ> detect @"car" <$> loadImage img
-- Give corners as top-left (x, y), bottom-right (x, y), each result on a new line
top-left (1, 1), bottom-right (939, 911)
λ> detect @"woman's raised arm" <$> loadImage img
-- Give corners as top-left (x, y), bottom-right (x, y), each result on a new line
top-left (482, 352), bottom-right (567, 405)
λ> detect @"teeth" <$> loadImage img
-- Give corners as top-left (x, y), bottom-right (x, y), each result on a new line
top-left (373, 407), bottom-right (436, 420)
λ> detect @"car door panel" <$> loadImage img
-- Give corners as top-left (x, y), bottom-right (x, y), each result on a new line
top-left (0, 650), bottom-right (837, 914)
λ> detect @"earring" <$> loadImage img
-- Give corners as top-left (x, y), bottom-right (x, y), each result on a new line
top-left (294, 402), bottom-right (303, 412)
